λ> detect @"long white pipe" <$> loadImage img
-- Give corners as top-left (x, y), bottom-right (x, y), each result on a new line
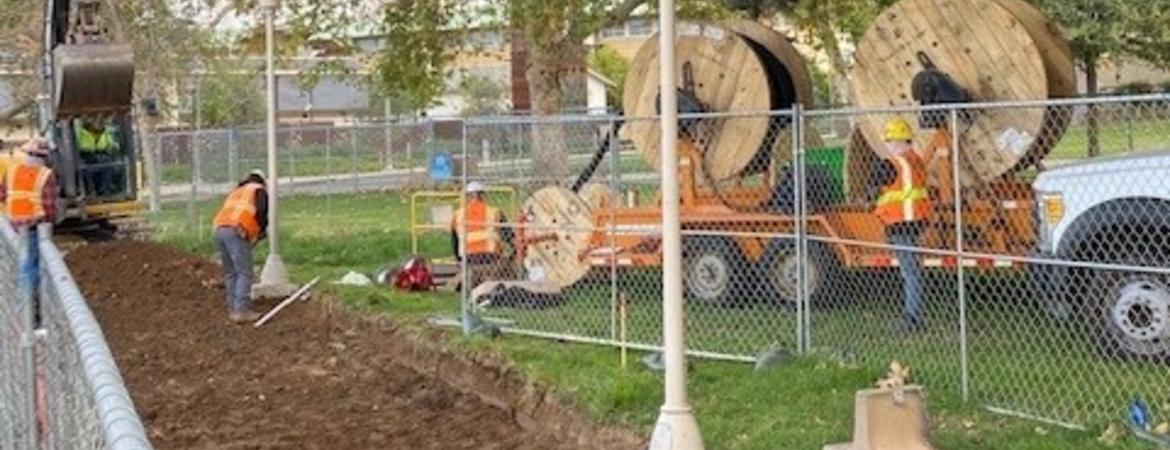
top-left (649, 0), bottom-right (704, 448)
top-left (264, 2), bottom-right (280, 258)
top-left (658, 0), bottom-right (684, 412)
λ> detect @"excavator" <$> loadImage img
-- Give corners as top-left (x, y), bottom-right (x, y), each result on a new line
top-left (1, 0), bottom-right (141, 232)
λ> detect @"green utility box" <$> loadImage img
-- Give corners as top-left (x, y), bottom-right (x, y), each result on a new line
top-left (805, 146), bottom-right (846, 203)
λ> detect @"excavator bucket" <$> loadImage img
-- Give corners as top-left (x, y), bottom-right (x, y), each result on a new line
top-left (52, 43), bottom-right (134, 117)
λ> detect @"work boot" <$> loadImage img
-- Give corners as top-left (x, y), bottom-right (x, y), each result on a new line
top-left (229, 310), bottom-right (263, 324)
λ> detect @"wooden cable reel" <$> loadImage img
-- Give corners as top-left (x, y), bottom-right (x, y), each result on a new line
top-left (847, 0), bottom-right (1076, 188)
top-left (621, 20), bottom-right (816, 181)
top-left (521, 186), bottom-right (597, 289)
top-left (519, 21), bottom-right (817, 289)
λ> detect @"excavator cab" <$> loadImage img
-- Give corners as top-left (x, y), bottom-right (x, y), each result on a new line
top-left (42, 0), bottom-right (140, 223)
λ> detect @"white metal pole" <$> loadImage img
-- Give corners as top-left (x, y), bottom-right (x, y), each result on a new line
top-left (258, 0), bottom-right (292, 293)
top-left (649, 1), bottom-right (704, 449)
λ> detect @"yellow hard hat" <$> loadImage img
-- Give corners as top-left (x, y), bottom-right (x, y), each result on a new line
top-left (883, 117), bottom-right (914, 142)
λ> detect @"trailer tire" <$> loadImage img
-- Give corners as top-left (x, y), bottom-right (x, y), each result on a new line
top-left (682, 236), bottom-right (749, 307)
top-left (758, 239), bottom-right (838, 305)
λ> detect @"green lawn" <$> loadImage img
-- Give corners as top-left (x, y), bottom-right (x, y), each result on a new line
top-left (149, 191), bottom-right (1160, 449)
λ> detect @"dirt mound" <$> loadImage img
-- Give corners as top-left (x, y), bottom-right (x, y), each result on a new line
top-left (67, 241), bottom-right (640, 450)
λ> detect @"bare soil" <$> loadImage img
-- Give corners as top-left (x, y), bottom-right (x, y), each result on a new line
top-left (67, 241), bottom-right (642, 450)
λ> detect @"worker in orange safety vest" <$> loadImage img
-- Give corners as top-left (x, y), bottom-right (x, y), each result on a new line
top-left (451, 181), bottom-right (511, 289)
top-left (1, 138), bottom-right (59, 299)
top-left (212, 170), bottom-right (269, 323)
top-left (873, 117), bottom-right (932, 332)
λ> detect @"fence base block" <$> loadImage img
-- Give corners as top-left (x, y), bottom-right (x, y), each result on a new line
top-left (824, 385), bottom-right (933, 450)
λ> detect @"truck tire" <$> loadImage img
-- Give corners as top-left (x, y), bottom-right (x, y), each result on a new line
top-left (758, 239), bottom-right (838, 305)
top-left (682, 236), bottom-right (749, 306)
top-left (1092, 256), bottom-right (1170, 361)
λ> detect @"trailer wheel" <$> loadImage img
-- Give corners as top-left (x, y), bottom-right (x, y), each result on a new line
top-left (759, 239), bottom-right (837, 305)
top-left (683, 236), bottom-right (748, 306)
top-left (1093, 258), bottom-right (1170, 361)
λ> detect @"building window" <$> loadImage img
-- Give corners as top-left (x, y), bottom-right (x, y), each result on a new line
top-left (627, 19), bottom-right (654, 36)
top-left (600, 25), bottom-right (625, 38)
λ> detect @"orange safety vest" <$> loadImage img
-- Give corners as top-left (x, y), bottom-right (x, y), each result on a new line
top-left (5, 162), bottom-right (52, 223)
top-left (452, 198), bottom-right (499, 256)
top-left (874, 152), bottom-right (930, 225)
top-left (213, 183), bottom-right (264, 242)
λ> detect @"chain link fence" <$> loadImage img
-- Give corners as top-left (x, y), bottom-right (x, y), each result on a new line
top-left (148, 120), bottom-right (440, 246)
top-left (453, 94), bottom-right (1170, 428)
top-left (145, 95), bottom-right (1170, 429)
top-left (0, 221), bottom-right (152, 449)
top-left (1, 222), bottom-right (35, 449)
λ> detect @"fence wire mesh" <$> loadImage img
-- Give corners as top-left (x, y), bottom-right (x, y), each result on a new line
top-left (0, 222), bottom-right (152, 449)
top-left (454, 96), bottom-right (1170, 428)
top-left (147, 95), bottom-right (1170, 429)
top-left (1, 222), bottom-right (34, 449)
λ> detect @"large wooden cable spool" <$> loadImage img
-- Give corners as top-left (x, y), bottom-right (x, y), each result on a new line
top-left (621, 20), bottom-right (815, 181)
top-left (521, 186), bottom-right (597, 289)
top-left (848, 0), bottom-right (1076, 187)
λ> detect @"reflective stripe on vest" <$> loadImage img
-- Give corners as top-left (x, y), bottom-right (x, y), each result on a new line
top-left (454, 199), bottom-right (499, 256)
top-left (5, 163), bottom-right (51, 222)
top-left (77, 128), bottom-right (115, 154)
top-left (213, 183), bottom-right (263, 242)
top-left (875, 153), bottom-right (930, 225)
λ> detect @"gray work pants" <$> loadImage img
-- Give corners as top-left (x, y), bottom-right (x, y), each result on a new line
top-left (214, 226), bottom-right (253, 313)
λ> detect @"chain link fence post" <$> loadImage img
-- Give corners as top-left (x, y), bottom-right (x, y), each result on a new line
top-left (459, 118), bottom-right (471, 335)
top-left (950, 107), bottom-right (970, 402)
top-left (791, 103), bottom-right (808, 354)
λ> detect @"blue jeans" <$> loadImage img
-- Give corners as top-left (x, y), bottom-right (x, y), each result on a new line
top-left (215, 227), bottom-right (253, 313)
top-left (888, 223), bottom-right (925, 325)
top-left (19, 227), bottom-right (40, 300)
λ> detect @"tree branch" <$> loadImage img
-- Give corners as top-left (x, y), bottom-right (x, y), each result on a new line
top-left (568, 0), bottom-right (646, 42)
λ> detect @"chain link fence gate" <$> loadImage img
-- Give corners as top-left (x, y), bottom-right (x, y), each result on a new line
top-left (456, 94), bottom-right (1170, 429)
top-left (0, 221), bottom-right (152, 449)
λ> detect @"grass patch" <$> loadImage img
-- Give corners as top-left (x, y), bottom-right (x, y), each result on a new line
top-left (150, 191), bottom-right (1157, 449)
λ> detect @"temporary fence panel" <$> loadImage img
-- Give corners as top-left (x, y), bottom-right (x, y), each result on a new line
top-left (0, 221), bottom-right (152, 449)
top-left (456, 95), bottom-right (1170, 428)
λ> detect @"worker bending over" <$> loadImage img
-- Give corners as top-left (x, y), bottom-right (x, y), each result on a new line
top-left (75, 119), bottom-right (121, 196)
top-left (451, 182), bottom-right (511, 289)
top-left (1, 138), bottom-right (59, 298)
top-left (213, 171), bottom-right (269, 323)
top-left (874, 118), bottom-right (931, 332)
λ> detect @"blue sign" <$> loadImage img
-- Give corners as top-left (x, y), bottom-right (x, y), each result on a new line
top-left (429, 152), bottom-right (453, 181)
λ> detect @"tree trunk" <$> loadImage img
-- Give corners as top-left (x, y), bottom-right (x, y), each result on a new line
top-left (812, 10), bottom-right (851, 106)
top-left (1085, 61), bottom-right (1100, 158)
top-left (526, 46), bottom-right (570, 182)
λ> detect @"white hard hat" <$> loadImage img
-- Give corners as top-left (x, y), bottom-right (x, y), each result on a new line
top-left (248, 169), bottom-right (266, 181)
top-left (465, 181), bottom-right (485, 193)
top-left (23, 138), bottom-right (49, 156)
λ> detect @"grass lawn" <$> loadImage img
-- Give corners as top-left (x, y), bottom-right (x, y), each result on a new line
top-left (149, 191), bottom-right (1160, 449)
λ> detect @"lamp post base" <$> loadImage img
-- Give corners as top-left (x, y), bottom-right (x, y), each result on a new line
top-left (254, 253), bottom-right (297, 299)
top-left (648, 406), bottom-right (705, 450)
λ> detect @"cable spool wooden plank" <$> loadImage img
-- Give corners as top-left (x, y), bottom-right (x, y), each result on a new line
top-left (848, 0), bottom-right (1074, 186)
top-left (622, 21), bottom-right (813, 181)
top-left (522, 186), bottom-right (595, 289)
top-left (991, 0), bottom-right (1077, 170)
top-left (579, 182), bottom-right (619, 211)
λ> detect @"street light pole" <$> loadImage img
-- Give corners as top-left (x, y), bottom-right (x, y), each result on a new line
top-left (648, 1), bottom-right (704, 449)
top-left (256, 0), bottom-right (294, 296)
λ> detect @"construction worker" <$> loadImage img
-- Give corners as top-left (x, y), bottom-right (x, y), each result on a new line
top-left (451, 181), bottom-right (510, 288)
top-left (0, 138), bottom-right (58, 297)
top-left (213, 170), bottom-right (269, 323)
top-left (75, 119), bottom-right (120, 196)
top-left (873, 117), bottom-right (931, 332)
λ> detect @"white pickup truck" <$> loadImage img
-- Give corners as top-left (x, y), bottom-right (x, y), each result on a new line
top-left (1032, 151), bottom-right (1170, 360)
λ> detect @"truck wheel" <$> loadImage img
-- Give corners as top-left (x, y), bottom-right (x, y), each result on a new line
top-left (1093, 261), bottom-right (1170, 361)
top-left (758, 239), bottom-right (837, 305)
top-left (682, 236), bottom-right (748, 306)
